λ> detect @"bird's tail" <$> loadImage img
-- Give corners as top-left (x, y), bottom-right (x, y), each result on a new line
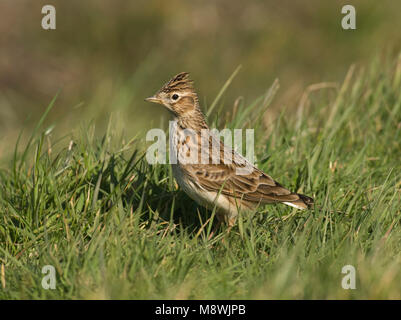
top-left (283, 193), bottom-right (314, 210)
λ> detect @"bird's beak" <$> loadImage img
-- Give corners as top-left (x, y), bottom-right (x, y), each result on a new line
top-left (145, 96), bottom-right (162, 104)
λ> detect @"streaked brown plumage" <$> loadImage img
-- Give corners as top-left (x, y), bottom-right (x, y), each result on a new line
top-left (146, 72), bottom-right (313, 227)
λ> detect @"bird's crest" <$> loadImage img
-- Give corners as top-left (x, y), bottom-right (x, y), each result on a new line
top-left (159, 72), bottom-right (194, 93)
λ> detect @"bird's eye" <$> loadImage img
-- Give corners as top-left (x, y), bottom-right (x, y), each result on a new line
top-left (172, 94), bottom-right (179, 100)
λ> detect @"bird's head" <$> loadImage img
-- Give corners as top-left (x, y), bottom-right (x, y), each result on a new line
top-left (145, 72), bottom-right (199, 116)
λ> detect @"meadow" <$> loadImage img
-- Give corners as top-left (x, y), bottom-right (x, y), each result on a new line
top-left (1, 53), bottom-right (401, 299)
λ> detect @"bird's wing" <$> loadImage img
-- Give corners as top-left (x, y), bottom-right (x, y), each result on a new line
top-left (181, 139), bottom-right (300, 204)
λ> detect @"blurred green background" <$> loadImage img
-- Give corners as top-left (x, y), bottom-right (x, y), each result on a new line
top-left (1, 0), bottom-right (401, 155)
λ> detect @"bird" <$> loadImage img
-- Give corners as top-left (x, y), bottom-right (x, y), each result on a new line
top-left (145, 72), bottom-right (313, 231)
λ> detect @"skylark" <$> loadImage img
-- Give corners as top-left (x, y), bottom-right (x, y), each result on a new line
top-left (146, 72), bottom-right (313, 228)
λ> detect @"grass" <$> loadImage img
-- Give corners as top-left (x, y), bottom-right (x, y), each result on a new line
top-left (1, 54), bottom-right (401, 299)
